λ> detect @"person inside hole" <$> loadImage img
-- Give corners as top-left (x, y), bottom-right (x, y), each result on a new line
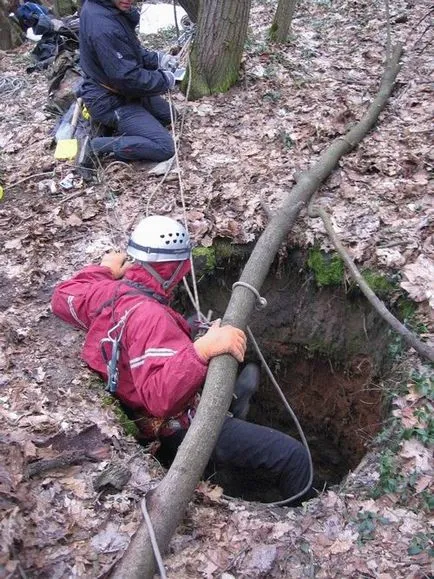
top-left (51, 216), bottom-right (312, 502)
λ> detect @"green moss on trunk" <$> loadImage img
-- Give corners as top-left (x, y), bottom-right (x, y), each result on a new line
top-left (268, 21), bottom-right (279, 41)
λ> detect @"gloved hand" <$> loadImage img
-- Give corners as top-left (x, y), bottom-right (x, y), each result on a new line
top-left (100, 251), bottom-right (132, 279)
top-left (51, 18), bottom-right (64, 31)
top-left (194, 319), bottom-right (247, 363)
top-left (162, 70), bottom-right (176, 90)
top-left (158, 51), bottom-right (179, 71)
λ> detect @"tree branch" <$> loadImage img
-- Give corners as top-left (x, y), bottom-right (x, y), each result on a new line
top-left (308, 205), bottom-right (434, 362)
top-left (112, 43), bottom-right (404, 579)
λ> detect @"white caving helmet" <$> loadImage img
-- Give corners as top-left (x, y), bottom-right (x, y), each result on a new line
top-left (127, 215), bottom-right (191, 263)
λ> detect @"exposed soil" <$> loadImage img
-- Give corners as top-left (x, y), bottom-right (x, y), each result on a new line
top-left (195, 250), bottom-right (391, 499)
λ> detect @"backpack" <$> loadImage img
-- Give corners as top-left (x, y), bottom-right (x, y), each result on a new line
top-left (16, 2), bottom-right (49, 31)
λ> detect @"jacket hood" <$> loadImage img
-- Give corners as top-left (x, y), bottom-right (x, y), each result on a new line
top-left (123, 260), bottom-right (192, 299)
top-left (88, 0), bottom-right (140, 24)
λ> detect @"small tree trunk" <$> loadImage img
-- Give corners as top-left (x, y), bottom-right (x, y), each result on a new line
top-left (53, 0), bottom-right (75, 17)
top-left (269, 0), bottom-right (297, 43)
top-left (177, 0), bottom-right (199, 23)
top-left (186, 0), bottom-right (251, 100)
top-left (0, 1), bottom-right (14, 49)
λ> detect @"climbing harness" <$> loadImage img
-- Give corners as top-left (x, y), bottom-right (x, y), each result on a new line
top-left (98, 280), bottom-right (169, 393)
top-left (100, 302), bottom-right (141, 393)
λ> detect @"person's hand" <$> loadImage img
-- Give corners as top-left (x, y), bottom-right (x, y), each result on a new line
top-left (51, 18), bottom-right (64, 31)
top-left (158, 51), bottom-right (179, 71)
top-left (162, 70), bottom-right (176, 90)
top-left (100, 251), bottom-right (132, 279)
top-left (194, 319), bottom-right (247, 363)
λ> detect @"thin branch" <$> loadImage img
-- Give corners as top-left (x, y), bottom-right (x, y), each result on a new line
top-left (7, 172), bottom-right (55, 189)
top-left (308, 204), bottom-right (434, 363)
top-left (26, 449), bottom-right (105, 478)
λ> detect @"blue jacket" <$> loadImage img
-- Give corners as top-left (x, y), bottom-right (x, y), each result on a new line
top-left (79, 0), bottom-right (170, 120)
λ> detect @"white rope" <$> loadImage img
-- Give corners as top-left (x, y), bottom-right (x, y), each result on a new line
top-left (141, 496), bottom-right (167, 578)
top-left (232, 282), bottom-right (268, 310)
top-left (166, 47), bottom-right (204, 323)
top-left (245, 326), bottom-right (314, 506)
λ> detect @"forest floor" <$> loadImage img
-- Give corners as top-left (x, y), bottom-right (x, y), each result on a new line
top-left (0, 0), bottom-right (433, 577)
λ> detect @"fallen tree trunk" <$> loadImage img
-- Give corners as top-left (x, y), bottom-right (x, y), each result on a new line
top-left (112, 43), bottom-right (404, 579)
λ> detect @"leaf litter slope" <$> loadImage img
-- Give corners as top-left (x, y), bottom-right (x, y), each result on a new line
top-left (0, 0), bottom-right (433, 576)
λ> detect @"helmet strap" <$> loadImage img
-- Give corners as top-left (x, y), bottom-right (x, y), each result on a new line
top-left (140, 261), bottom-right (185, 291)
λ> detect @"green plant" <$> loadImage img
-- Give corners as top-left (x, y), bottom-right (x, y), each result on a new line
top-left (372, 449), bottom-right (402, 496)
top-left (360, 270), bottom-right (394, 297)
top-left (101, 395), bottom-right (140, 438)
top-left (408, 532), bottom-right (434, 557)
top-left (397, 298), bottom-right (417, 322)
top-left (192, 246), bottom-right (217, 274)
top-left (387, 331), bottom-right (404, 360)
top-left (263, 90), bottom-right (281, 102)
top-left (356, 511), bottom-right (377, 543)
top-left (307, 248), bottom-right (344, 287)
top-left (279, 130), bottom-right (293, 149)
top-left (355, 511), bottom-right (391, 545)
top-left (411, 369), bottom-right (434, 398)
top-left (402, 402), bottom-right (434, 445)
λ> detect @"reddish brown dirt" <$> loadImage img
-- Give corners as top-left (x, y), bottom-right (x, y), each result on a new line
top-left (251, 352), bottom-right (383, 483)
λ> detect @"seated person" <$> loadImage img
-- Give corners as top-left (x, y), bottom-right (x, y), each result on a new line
top-left (78, 0), bottom-right (178, 166)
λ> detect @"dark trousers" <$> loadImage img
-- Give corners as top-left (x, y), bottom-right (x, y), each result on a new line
top-left (158, 416), bottom-right (311, 501)
top-left (99, 95), bottom-right (175, 162)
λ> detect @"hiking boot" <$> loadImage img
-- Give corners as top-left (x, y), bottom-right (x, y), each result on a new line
top-left (230, 363), bottom-right (260, 420)
top-left (76, 136), bottom-right (97, 181)
top-left (76, 135), bottom-right (94, 167)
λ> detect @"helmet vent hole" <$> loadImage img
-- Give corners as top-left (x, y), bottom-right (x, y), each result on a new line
top-left (165, 240), bottom-right (170, 245)
top-left (160, 234), bottom-right (165, 238)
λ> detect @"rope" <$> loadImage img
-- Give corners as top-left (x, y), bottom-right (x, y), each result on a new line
top-left (141, 496), bottom-right (167, 579)
top-left (182, 280), bottom-right (314, 506)
top-left (245, 326), bottom-right (314, 507)
top-left (164, 51), bottom-right (204, 323)
top-left (232, 282), bottom-right (268, 310)
top-left (0, 76), bottom-right (28, 97)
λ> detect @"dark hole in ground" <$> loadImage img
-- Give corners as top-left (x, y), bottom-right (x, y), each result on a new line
top-left (191, 247), bottom-right (394, 503)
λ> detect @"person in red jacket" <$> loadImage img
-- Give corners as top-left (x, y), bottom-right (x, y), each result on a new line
top-left (52, 215), bottom-right (311, 501)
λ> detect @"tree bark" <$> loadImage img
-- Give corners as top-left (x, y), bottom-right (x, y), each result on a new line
top-left (269, 0), bottom-right (297, 43)
top-left (112, 44), bottom-right (403, 579)
top-left (177, 0), bottom-right (199, 23)
top-left (53, 0), bottom-right (75, 17)
top-left (0, 0), bottom-right (14, 49)
top-left (186, 0), bottom-right (251, 100)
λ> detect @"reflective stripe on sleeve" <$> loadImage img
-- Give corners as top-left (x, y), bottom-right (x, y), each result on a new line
top-left (130, 348), bottom-right (177, 369)
top-left (67, 295), bottom-right (87, 329)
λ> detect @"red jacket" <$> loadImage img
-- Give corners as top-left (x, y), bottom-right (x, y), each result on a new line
top-left (51, 262), bottom-right (208, 439)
